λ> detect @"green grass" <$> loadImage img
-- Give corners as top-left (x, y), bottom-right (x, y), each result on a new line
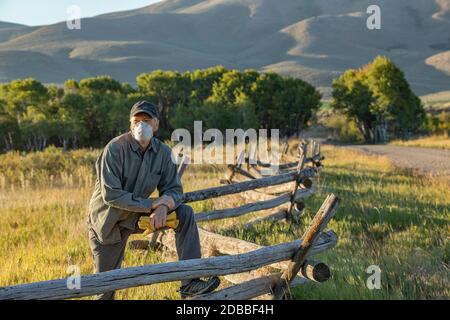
top-left (0, 144), bottom-right (448, 299)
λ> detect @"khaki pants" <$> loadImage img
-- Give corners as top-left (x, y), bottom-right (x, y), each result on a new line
top-left (88, 204), bottom-right (201, 300)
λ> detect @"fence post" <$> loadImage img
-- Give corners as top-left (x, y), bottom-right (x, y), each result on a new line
top-left (286, 140), bottom-right (308, 222)
top-left (223, 150), bottom-right (245, 184)
top-left (271, 193), bottom-right (340, 300)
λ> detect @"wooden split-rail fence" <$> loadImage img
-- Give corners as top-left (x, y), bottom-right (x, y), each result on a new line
top-left (0, 140), bottom-right (339, 300)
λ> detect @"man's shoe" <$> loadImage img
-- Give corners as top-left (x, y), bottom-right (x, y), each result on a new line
top-left (179, 276), bottom-right (221, 299)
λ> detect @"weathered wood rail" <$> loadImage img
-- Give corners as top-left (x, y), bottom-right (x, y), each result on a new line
top-left (183, 166), bottom-right (317, 203)
top-left (0, 140), bottom-right (340, 300)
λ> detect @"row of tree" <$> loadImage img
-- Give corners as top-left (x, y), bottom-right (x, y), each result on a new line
top-left (331, 56), bottom-right (425, 143)
top-left (0, 66), bottom-right (321, 152)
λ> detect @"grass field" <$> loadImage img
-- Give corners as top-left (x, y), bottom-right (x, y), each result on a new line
top-left (0, 143), bottom-right (448, 299)
top-left (421, 90), bottom-right (450, 112)
top-left (390, 133), bottom-right (450, 150)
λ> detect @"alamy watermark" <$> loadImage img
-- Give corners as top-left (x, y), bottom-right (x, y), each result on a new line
top-left (366, 265), bottom-right (381, 289)
top-left (171, 121), bottom-right (281, 173)
top-left (66, 265), bottom-right (81, 290)
top-left (66, 5), bottom-right (81, 30)
top-left (366, 5), bottom-right (381, 30)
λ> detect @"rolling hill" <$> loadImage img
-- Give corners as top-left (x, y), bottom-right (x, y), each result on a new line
top-left (0, 0), bottom-right (449, 97)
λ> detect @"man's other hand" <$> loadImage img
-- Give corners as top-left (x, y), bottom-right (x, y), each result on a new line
top-left (152, 195), bottom-right (175, 210)
top-left (149, 205), bottom-right (169, 230)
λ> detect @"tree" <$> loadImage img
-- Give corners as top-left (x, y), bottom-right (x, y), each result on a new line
top-left (0, 78), bottom-right (48, 125)
top-left (0, 105), bottom-right (19, 151)
top-left (186, 66), bottom-right (227, 103)
top-left (77, 76), bottom-right (130, 146)
top-left (79, 76), bottom-right (123, 93)
top-left (136, 70), bottom-right (191, 137)
top-left (332, 56), bottom-right (424, 142)
top-left (208, 69), bottom-right (259, 106)
top-left (331, 69), bottom-right (376, 142)
top-left (273, 77), bottom-right (322, 136)
top-left (365, 56), bottom-right (424, 140)
top-left (60, 91), bottom-right (89, 149)
top-left (249, 72), bottom-right (321, 136)
top-left (0, 78), bottom-right (49, 150)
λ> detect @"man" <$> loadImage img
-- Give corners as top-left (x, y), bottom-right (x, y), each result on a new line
top-left (86, 101), bottom-right (220, 300)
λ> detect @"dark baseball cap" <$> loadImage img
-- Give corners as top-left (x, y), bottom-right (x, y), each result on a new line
top-left (130, 101), bottom-right (159, 119)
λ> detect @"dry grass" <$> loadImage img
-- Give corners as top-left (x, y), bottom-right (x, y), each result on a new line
top-left (390, 133), bottom-right (450, 150)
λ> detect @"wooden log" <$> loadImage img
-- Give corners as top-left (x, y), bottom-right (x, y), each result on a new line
top-left (183, 167), bottom-right (317, 203)
top-left (282, 140), bottom-right (289, 154)
top-left (255, 178), bottom-right (311, 194)
top-left (194, 188), bottom-right (314, 222)
top-left (233, 166), bottom-right (257, 180)
top-left (230, 174), bottom-right (294, 195)
top-left (286, 141), bottom-right (307, 221)
top-left (224, 165), bottom-right (236, 184)
top-left (177, 156), bottom-right (190, 178)
top-left (191, 273), bottom-right (303, 300)
top-left (229, 166), bottom-right (316, 196)
top-left (224, 151), bottom-right (246, 183)
top-left (271, 194), bottom-right (340, 300)
top-left (150, 227), bottom-right (337, 273)
top-left (192, 274), bottom-right (282, 300)
top-left (0, 232), bottom-right (335, 300)
top-left (195, 195), bottom-right (288, 222)
top-left (301, 260), bottom-right (330, 283)
top-left (239, 184), bottom-right (314, 203)
top-left (254, 154), bottom-right (324, 170)
top-left (301, 178), bottom-right (313, 189)
top-left (240, 198), bottom-right (304, 229)
top-left (294, 200), bottom-right (306, 212)
top-left (240, 189), bottom-right (278, 202)
top-left (243, 209), bottom-right (291, 228)
top-left (248, 166), bottom-right (263, 179)
top-left (196, 260), bottom-right (331, 300)
top-left (225, 260), bottom-right (329, 285)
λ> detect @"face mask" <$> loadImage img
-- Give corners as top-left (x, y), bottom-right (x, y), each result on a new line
top-left (133, 121), bottom-right (153, 143)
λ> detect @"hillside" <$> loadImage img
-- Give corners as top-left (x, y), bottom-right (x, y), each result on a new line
top-left (0, 0), bottom-right (449, 96)
top-left (421, 90), bottom-right (450, 112)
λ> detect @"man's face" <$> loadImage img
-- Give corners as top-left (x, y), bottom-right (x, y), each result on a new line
top-left (130, 112), bottom-right (159, 133)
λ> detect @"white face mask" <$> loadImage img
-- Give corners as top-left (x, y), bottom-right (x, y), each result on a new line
top-left (133, 121), bottom-right (153, 144)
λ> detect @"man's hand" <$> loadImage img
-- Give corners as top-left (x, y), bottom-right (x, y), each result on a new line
top-left (152, 195), bottom-right (175, 210)
top-left (149, 205), bottom-right (169, 230)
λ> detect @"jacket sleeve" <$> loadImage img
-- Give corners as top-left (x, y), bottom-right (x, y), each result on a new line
top-left (99, 142), bottom-right (152, 212)
top-left (157, 148), bottom-right (184, 209)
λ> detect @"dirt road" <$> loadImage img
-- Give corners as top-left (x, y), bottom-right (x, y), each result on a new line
top-left (344, 145), bottom-right (450, 179)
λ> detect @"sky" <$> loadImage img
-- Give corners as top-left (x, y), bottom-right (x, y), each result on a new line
top-left (0, 0), bottom-right (162, 26)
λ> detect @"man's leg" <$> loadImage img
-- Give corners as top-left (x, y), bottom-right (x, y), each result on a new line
top-left (88, 227), bottom-right (134, 300)
top-left (174, 204), bottom-right (201, 286)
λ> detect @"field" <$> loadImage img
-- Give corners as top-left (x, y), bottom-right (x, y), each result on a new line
top-left (0, 143), bottom-right (448, 299)
top-left (421, 90), bottom-right (450, 112)
top-left (390, 134), bottom-right (450, 150)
